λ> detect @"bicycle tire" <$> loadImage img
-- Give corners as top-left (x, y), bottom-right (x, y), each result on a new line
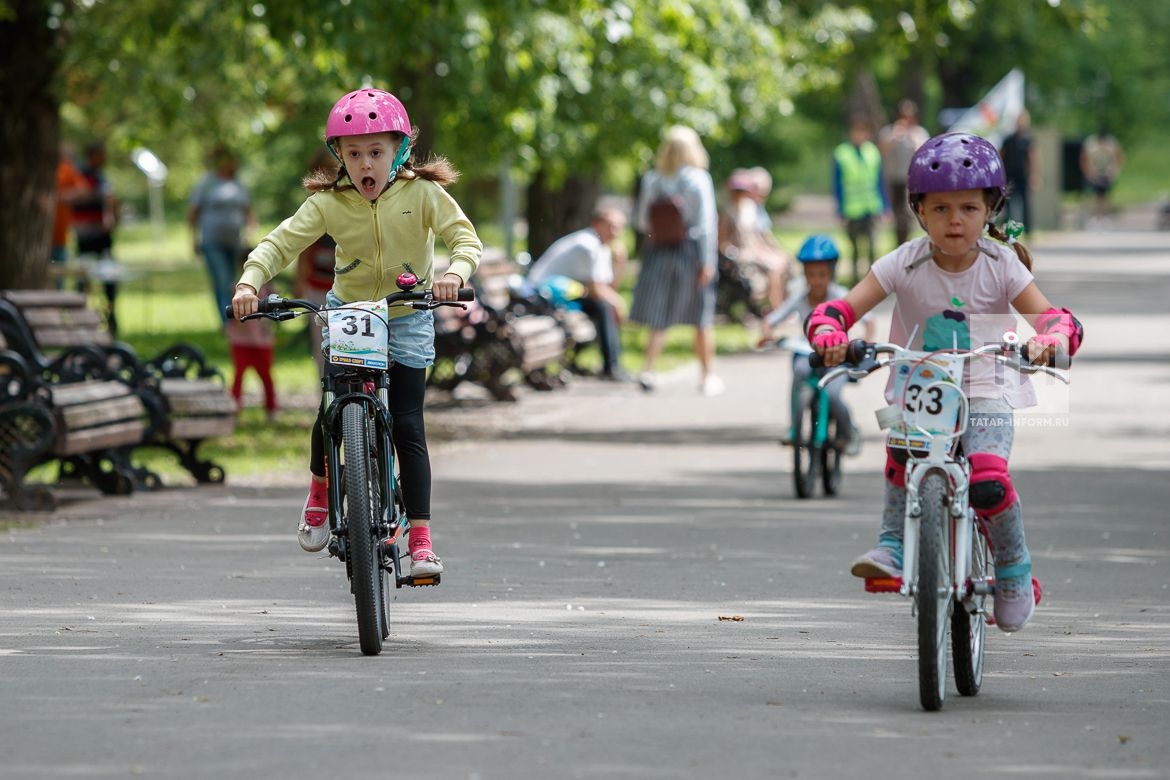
top-left (792, 388), bottom-right (818, 499)
top-left (821, 413), bottom-right (843, 496)
top-left (916, 470), bottom-right (952, 711)
top-left (342, 402), bottom-right (384, 656)
top-left (952, 515), bottom-right (990, 696)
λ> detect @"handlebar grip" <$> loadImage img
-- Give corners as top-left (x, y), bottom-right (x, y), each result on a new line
top-left (223, 305), bottom-right (234, 320)
top-left (457, 288), bottom-right (476, 302)
top-left (1021, 342), bottom-right (1070, 369)
top-left (808, 339), bottom-right (870, 370)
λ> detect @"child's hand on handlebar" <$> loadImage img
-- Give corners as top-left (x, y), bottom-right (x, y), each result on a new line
top-left (1025, 334), bottom-right (1067, 366)
top-left (811, 329), bottom-right (849, 366)
top-left (231, 284), bottom-right (259, 320)
top-left (432, 272), bottom-right (463, 302)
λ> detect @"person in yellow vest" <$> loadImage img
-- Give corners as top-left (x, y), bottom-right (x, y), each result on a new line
top-left (833, 116), bottom-right (888, 283)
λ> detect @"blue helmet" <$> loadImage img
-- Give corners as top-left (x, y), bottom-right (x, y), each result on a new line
top-left (796, 234), bottom-right (840, 263)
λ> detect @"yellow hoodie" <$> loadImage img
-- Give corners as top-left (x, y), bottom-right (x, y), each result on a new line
top-left (239, 177), bottom-right (481, 318)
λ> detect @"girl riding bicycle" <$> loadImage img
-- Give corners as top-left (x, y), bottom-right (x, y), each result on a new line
top-left (807, 133), bottom-right (1083, 632)
top-left (759, 234), bottom-right (871, 454)
top-left (230, 87), bottom-right (482, 577)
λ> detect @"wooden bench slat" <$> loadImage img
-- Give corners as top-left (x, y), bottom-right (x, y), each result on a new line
top-left (59, 396), bottom-right (145, 430)
top-left (24, 309), bottom-right (106, 330)
top-left (55, 420), bottom-right (148, 456)
top-left (169, 417), bottom-right (238, 440)
top-left (49, 380), bottom-right (135, 406)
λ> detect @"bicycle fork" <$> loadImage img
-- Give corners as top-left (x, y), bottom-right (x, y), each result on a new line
top-left (900, 451), bottom-right (971, 602)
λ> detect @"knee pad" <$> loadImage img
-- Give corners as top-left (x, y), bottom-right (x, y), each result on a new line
top-left (969, 453), bottom-right (1017, 516)
top-left (885, 448), bottom-right (907, 488)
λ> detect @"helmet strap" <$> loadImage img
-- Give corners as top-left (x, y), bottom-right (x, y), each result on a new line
top-left (387, 135), bottom-right (411, 184)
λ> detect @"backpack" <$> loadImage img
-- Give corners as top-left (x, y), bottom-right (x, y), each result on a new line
top-left (647, 192), bottom-right (688, 246)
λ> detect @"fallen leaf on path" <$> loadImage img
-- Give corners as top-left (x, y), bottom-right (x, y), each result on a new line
top-left (718, 615), bottom-right (744, 622)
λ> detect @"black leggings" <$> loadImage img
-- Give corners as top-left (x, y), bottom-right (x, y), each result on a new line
top-left (310, 363), bottom-right (431, 520)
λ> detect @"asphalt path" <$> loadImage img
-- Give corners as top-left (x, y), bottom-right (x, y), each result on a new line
top-left (2, 226), bottom-right (1168, 779)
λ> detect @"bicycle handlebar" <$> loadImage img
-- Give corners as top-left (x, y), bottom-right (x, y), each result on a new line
top-left (809, 338), bottom-right (1070, 371)
top-left (225, 288), bottom-right (475, 322)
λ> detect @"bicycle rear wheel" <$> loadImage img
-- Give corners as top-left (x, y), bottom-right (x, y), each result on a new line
top-left (342, 402), bottom-right (384, 656)
top-left (916, 470), bottom-right (952, 711)
top-left (952, 515), bottom-right (991, 696)
top-left (792, 389), bottom-right (818, 499)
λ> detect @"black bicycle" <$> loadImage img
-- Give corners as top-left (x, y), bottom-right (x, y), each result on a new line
top-left (229, 274), bottom-right (473, 655)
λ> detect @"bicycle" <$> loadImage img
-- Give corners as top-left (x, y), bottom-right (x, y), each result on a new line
top-left (814, 335), bottom-right (1068, 710)
top-left (228, 273), bottom-right (473, 656)
top-left (771, 336), bottom-right (865, 499)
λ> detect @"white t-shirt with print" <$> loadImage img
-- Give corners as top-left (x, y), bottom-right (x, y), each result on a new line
top-left (870, 235), bottom-right (1037, 408)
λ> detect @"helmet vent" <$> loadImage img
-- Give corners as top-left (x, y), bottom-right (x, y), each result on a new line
top-left (962, 159), bottom-right (973, 168)
top-left (344, 113), bottom-right (353, 123)
top-left (369, 112), bottom-right (377, 120)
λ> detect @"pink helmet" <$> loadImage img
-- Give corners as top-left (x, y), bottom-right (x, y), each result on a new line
top-left (324, 89), bottom-right (411, 143)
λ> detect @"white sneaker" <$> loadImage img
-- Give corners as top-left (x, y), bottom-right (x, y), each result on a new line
top-left (701, 374), bottom-right (725, 396)
top-left (637, 371), bottom-right (656, 392)
top-left (298, 494), bottom-right (330, 552)
top-left (410, 549), bottom-right (444, 577)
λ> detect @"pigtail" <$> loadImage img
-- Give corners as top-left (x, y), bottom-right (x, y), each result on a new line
top-left (987, 222), bottom-right (1033, 271)
top-left (397, 127), bottom-right (460, 188)
top-left (303, 157), bottom-right (350, 193)
top-left (400, 154), bottom-right (460, 188)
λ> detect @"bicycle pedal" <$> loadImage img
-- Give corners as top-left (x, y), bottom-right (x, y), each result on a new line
top-left (405, 574), bottom-right (441, 587)
top-left (864, 576), bottom-right (903, 594)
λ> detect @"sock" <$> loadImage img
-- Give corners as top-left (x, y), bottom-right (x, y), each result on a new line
top-left (409, 525), bottom-right (432, 557)
top-left (879, 482), bottom-right (906, 548)
top-left (981, 500), bottom-right (1028, 573)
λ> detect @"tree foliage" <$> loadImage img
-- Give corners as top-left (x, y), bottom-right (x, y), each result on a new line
top-left (2, 0), bottom-right (1166, 286)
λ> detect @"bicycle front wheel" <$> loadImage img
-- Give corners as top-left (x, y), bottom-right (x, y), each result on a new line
top-left (820, 412), bottom-right (843, 497)
top-left (342, 402), bottom-right (384, 656)
top-left (952, 515), bottom-right (991, 696)
top-left (916, 470), bottom-right (952, 711)
top-left (792, 390), bottom-right (818, 499)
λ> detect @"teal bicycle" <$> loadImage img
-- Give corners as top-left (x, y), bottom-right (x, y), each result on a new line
top-left (775, 337), bottom-right (866, 499)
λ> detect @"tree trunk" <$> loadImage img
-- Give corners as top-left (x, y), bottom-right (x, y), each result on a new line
top-left (0, 0), bottom-right (61, 290)
top-left (523, 169), bottom-right (600, 261)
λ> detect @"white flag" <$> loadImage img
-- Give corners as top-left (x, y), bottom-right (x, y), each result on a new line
top-left (946, 69), bottom-right (1025, 147)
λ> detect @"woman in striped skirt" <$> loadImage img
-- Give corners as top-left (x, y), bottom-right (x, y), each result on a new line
top-left (631, 126), bottom-right (722, 396)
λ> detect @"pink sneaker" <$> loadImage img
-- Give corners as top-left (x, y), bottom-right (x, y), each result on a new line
top-left (993, 558), bottom-right (1036, 633)
top-left (410, 549), bottom-right (444, 577)
top-left (298, 489), bottom-right (329, 553)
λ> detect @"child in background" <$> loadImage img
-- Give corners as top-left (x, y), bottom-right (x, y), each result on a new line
top-left (230, 88), bottom-right (481, 576)
top-left (808, 133), bottom-right (1084, 632)
top-left (759, 234), bottom-right (870, 454)
top-left (226, 251), bottom-right (278, 422)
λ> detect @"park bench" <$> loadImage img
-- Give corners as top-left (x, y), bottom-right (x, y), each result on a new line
top-left (0, 289), bottom-right (236, 492)
top-left (473, 250), bottom-right (574, 390)
top-left (0, 328), bottom-right (148, 509)
top-left (429, 251), bottom-right (570, 399)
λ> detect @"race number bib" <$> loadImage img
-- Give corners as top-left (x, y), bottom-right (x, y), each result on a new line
top-left (327, 301), bottom-right (389, 369)
top-left (886, 353), bottom-right (965, 450)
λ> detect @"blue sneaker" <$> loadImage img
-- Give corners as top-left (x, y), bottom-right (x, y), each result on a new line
top-left (850, 544), bottom-right (903, 578)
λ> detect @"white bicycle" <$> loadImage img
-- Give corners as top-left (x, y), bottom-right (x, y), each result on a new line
top-left (815, 335), bottom-right (1069, 711)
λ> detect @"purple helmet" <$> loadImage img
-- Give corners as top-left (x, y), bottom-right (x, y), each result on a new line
top-left (907, 133), bottom-right (1006, 211)
top-left (325, 88), bottom-right (411, 144)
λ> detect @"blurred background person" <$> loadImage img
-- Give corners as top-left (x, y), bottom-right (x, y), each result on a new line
top-left (528, 205), bottom-right (632, 382)
top-left (189, 144), bottom-right (256, 324)
top-left (878, 99), bottom-right (929, 246)
top-left (833, 116), bottom-right (888, 283)
top-left (631, 125), bottom-right (721, 396)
